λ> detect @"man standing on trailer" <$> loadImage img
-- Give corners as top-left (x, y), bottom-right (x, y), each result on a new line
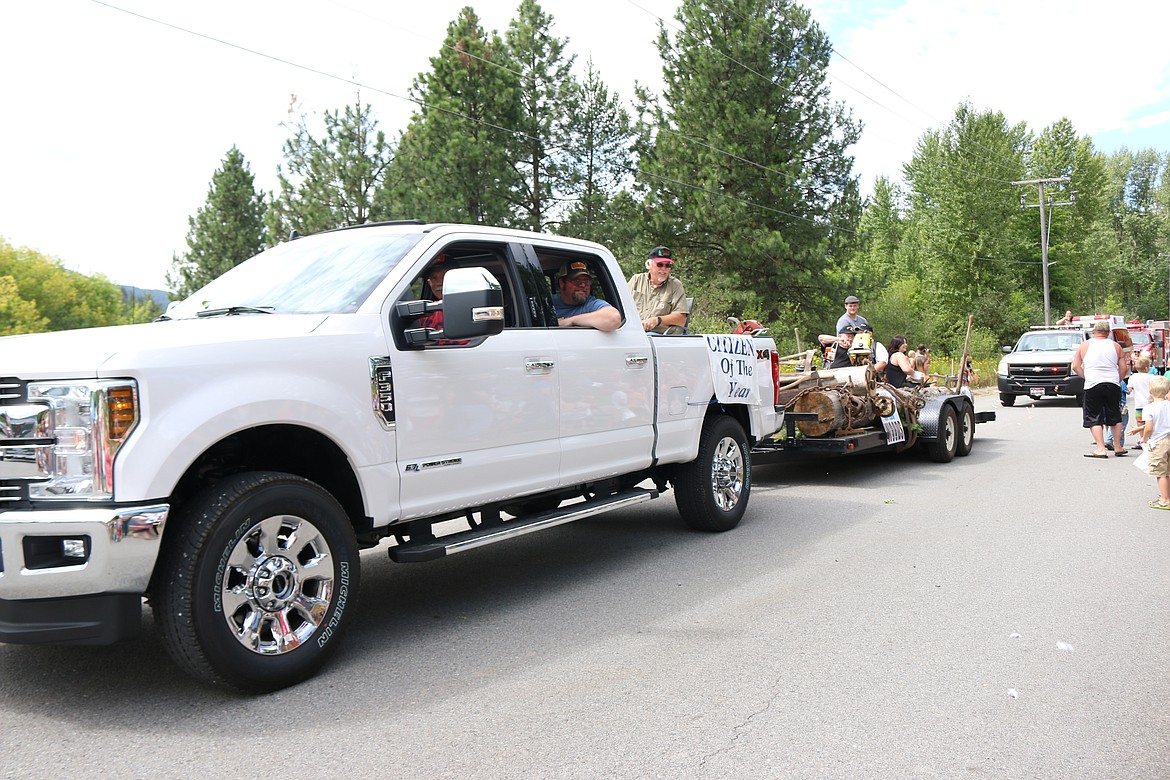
top-left (835, 295), bottom-right (867, 335)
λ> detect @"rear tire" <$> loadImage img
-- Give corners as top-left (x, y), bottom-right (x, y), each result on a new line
top-left (153, 471), bottom-right (359, 693)
top-left (1000, 393), bottom-right (1016, 407)
top-left (956, 403), bottom-right (976, 457)
top-left (927, 406), bottom-right (959, 463)
top-left (674, 415), bottom-right (750, 532)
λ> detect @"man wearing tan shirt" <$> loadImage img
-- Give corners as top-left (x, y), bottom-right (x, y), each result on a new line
top-left (628, 245), bottom-right (688, 333)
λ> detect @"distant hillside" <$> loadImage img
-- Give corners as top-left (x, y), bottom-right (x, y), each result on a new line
top-left (121, 285), bottom-right (170, 309)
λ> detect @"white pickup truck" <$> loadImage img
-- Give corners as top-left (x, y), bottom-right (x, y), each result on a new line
top-left (0, 223), bottom-right (782, 692)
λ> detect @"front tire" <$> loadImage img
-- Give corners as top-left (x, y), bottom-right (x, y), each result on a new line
top-left (956, 403), bottom-right (976, 457)
top-left (153, 472), bottom-right (359, 693)
top-left (1000, 393), bottom-right (1016, 407)
top-left (674, 415), bottom-right (750, 532)
top-left (927, 406), bottom-right (959, 463)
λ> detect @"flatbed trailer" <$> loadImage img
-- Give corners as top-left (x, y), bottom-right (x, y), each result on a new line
top-left (754, 392), bottom-right (996, 464)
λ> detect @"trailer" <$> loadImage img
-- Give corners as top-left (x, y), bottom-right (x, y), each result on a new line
top-left (754, 314), bottom-right (994, 463)
top-left (754, 386), bottom-right (995, 464)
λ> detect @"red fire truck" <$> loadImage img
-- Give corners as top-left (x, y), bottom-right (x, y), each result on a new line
top-left (1130, 320), bottom-right (1169, 373)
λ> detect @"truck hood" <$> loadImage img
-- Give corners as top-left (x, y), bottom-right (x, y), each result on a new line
top-left (1001, 348), bottom-right (1076, 365)
top-left (0, 315), bottom-right (331, 379)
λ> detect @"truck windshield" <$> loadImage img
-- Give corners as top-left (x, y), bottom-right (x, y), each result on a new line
top-left (165, 230), bottom-right (424, 319)
top-left (1016, 333), bottom-right (1084, 351)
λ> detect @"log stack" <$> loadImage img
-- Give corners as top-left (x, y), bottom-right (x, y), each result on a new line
top-left (777, 364), bottom-right (920, 438)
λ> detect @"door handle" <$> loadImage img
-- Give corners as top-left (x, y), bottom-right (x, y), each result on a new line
top-left (625, 354), bottom-right (650, 368)
top-left (526, 359), bottom-right (555, 373)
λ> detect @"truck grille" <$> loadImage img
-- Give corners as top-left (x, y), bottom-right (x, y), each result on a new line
top-left (0, 377), bottom-right (44, 509)
top-left (0, 377), bottom-right (26, 403)
top-left (1008, 365), bottom-right (1070, 379)
top-left (0, 481), bottom-right (28, 504)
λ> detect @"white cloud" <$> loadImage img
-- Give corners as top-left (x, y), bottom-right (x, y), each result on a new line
top-left (810, 0), bottom-right (1170, 187)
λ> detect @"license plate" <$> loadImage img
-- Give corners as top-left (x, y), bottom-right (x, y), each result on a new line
top-left (1029, 387), bottom-right (1044, 397)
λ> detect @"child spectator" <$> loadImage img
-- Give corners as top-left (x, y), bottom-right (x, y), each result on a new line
top-left (1106, 377), bottom-right (1129, 451)
top-left (913, 352), bottom-right (929, 380)
top-left (1136, 375), bottom-right (1170, 510)
top-left (1128, 356), bottom-right (1154, 451)
top-left (916, 344), bottom-right (930, 374)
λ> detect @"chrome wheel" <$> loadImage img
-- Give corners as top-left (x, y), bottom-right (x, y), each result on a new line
top-left (710, 435), bottom-right (745, 511)
top-left (154, 472), bottom-right (358, 692)
top-left (676, 415), bottom-right (751, 532)
top-left (221, 514), bottom-right (336, 655)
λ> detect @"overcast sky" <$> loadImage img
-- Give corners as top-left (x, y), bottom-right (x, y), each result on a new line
top-left (1, 0), bottom-right (1167, 291)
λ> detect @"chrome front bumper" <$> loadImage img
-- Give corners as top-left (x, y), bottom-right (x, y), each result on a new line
top-left (0, 504), bottom-right (169, 600)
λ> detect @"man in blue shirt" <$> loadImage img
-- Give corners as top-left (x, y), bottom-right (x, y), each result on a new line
top-left (554, 261), bottom-right (621, 332)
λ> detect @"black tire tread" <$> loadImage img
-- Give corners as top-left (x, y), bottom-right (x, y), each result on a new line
top-left (152, 471), bottom-right (357, 692)
top-left (927, 406), bottom-right (958, 463)
top-left (956, 403), bottom-right (976, 457)
top-left (673, 415), bottom-right (751, 532)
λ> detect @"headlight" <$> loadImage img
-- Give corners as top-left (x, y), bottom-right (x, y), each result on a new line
top-left (997, 359), bottom-right (1008, 376)
top-left (26, 380), bottom-right (139, 500)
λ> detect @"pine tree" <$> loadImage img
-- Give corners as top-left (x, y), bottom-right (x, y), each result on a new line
top-left (167, 147), bottom-right (266, 299)
top-left (267, 97), bottom-right (393, 242)
top-left (639, 0), bottom-right (861, 323)
top-left (377, 7), bottom-right (522, 225)
top-left (558, 58), bottom-right (634, 244)
top-left (504, 0), bottom-right (575, 231)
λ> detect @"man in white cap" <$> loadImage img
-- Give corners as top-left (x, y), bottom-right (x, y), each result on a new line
top-left (836, 295), bottom-right (867, 335)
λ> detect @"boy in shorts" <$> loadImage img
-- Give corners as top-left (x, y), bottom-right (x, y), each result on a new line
top-left (1136, 375), bottom-right (1170, 509)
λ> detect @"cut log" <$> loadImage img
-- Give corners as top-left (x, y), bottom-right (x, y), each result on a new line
top-left (792, 387), bottom-right (881, 437)
top-left (816, 365), bottom-right (873, 393)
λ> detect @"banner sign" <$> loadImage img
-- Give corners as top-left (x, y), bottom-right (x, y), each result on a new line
top-left (704, 334), bottom-right (762, 404)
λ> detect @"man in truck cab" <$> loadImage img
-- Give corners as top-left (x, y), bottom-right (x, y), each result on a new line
top-left (629, 245), bottom-right (688, 333)
top-left (417, 255), bottom-right (448, 331)
top-left (554, 260), bottom-right (621, 332)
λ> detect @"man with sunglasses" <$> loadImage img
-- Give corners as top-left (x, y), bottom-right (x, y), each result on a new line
top-left (555, 260), bottom-right (621, 331)
top-left (629, 245), bottom-right (688, 333)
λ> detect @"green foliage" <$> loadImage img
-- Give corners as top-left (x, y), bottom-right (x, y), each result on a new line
top-left (378, 7), bottom-right (522, 225)
top-left (0, 238), bottom-right (138, 333)
top-left (0, 274), bottom-right (47, 335)
top-left (637, 0), bottom-right (861, 323)
top-left (168, 147), bottom-right (267, 299)
top-left (123, 290), bottom-right (164, 324)
top-left (864, 278), bottom-right (923, 346)
top-left (268, 97), bottom-right (393, 242)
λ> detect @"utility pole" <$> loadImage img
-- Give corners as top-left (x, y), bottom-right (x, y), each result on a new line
top-left (1013, 177), bottom-right (1074, 325)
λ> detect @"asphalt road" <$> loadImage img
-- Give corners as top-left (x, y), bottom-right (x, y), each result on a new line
top-left (2, 395), bottom-right (1168, 779)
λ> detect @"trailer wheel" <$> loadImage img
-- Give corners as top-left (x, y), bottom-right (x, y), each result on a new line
top-left (927, 406), bottom-right (959, 463)
top-left (674, 415), bottom-right (750, 532)
top-left (153, 471), bottom-right (359, 693)
top-left (1000, 393), bottom-right (1016, 407)
top-left (956, 404), bottom-right (976, 457)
